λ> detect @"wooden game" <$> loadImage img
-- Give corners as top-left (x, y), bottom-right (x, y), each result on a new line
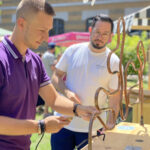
top-left (82, 122), bottom-right (150, 150)
top-left (130, 89), bottom-right (150, 124)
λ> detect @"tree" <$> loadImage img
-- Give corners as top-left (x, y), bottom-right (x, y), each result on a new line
top-left (108, 32), bottom-right (149, 75)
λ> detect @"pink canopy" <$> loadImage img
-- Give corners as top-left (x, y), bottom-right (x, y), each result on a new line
top-left (48, 32), bottom-right (90, 47)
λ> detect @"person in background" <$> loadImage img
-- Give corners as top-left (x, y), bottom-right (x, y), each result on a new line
top-left (42, 42), bottom-right (56, 78)
top-left (51, 14), bottom-right (120, 150)
top-left (0, 0), bottom-right (99, 149)
top-left (42, 42), bottom-right (56, 116)
top-left (36, 52), bottom-right (45, 113)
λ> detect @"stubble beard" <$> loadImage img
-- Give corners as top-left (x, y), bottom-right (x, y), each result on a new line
top-left (91, 41), bottom-right (107, 50)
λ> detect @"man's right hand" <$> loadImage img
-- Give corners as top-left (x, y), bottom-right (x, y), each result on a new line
top-left (44, 116), bottom-right (71, 133)
top-left (64, 90), bottom-right (81, 104)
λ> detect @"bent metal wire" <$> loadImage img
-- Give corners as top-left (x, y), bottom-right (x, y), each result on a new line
top-left (88, 17), bottom-right (146, 150)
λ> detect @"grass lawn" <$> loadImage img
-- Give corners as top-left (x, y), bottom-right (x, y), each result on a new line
top-left (30, 133), bottom-right (51, 150)
top-left (127, 79), bottom-right (148, 89)
top-left (30, 111), bottom-right (51, 150)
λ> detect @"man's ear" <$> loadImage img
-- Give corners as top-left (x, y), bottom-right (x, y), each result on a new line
top-left (17, 17), bottom-right (26, 31)
top-left (108, 33), bottom-right (114, 43)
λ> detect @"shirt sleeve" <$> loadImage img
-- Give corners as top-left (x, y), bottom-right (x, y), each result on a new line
top-left (0, 62), bottom-right (5, 89)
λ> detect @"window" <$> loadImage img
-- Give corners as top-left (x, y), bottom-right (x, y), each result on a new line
top-left (49, 18), bottom-right (64, 36)
top-left (86, 17), bottom-right (93, 32)
top-left (12, 14), bottom-right (16, 23)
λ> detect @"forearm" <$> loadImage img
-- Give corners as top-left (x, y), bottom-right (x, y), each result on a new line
top-left (0, 116), bottom-right (38, 135)
top-left (52, 71), bottom-right (69, 96)
top-left (51, 94), bottom-right (74, 116)
top-left (39, 84), bottom-right (74, 116)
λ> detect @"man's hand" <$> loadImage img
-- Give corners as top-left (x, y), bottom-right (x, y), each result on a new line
top-left (76, 105), bottom-right (100, 121)
top-left (44, 116), bottom-right (71, 133)
top-left (65, 90), bottom-right (81, 104)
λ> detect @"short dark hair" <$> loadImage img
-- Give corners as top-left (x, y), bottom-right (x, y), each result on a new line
top-left (16, 0), bottom-right (55, 20)
top-left (48, 42), bottom-right (56, 49)
top-left (91, 14), bottom-right (114, 33)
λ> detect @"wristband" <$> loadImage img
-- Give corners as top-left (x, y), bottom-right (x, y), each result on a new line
top-left (73, 104), bottom-right (80, 116)
top-left (38, 120), bottom-right (45, 134)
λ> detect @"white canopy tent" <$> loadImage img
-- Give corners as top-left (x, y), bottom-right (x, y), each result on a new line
top-left (83, 0), bottom-right (96, 6)
top-left (82, 0), bottom-right (150, 33)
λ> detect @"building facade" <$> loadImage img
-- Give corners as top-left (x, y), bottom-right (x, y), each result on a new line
top-left (0, 0), bottom-right (150, 35)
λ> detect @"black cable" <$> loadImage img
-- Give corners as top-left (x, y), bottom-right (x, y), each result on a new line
top-left (35, 133), bottom-right (45, 150)
top-left (74, 129), bottom-right (105, 150)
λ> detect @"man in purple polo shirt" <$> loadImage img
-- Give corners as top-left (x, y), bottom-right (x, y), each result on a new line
top-left (0, 0), bottom-right (99, 150)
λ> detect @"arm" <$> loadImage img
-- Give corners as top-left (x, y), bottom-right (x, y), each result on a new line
top-left (39, 83), bottom-right (74, 116)
top-left (0, 116), bottom-right (38, 135)
top-left (0, 84), bottom-right (72, 135)
top-left (0, 81), bottom-right (72, 136)
top-left (0, 84), bottom-right (72, 136)
top-left (52, 68), bottom-right (81, 104)
top-left (39, 83), bottom-right (99, 121)
top-left (51, 68), bottom-right (67, 95)
top-left (50, 64), bottom-right (55, 71)
top-left (0, 115), bottom-right (72, 135)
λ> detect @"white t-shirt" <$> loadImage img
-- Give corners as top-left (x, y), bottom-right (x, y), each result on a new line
top-left (55, 42), bottom-right (120, 133)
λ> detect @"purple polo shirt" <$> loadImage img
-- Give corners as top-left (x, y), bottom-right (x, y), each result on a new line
top-left (0, 36), bottom-right (50, 150)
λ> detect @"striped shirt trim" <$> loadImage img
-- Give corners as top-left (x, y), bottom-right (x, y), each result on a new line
top-left (2, 38), bottom-right (18, 59)
top-left (40, 80), bottom-right (51, 87)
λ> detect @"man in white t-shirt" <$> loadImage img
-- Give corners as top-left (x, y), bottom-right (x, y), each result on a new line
top-left (51, 15), bottom-right (120, 150)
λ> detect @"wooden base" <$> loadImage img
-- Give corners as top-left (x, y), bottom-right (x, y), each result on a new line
top-left (82, 122), bottom-right (150, 150)
top-left (128, 89), bottom-right (150, 124)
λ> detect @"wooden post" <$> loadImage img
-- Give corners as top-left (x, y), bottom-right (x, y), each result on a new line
top-left (149, 74), bottom-right (150, 90)
top-left (148, 45), bottom-right (150, 90)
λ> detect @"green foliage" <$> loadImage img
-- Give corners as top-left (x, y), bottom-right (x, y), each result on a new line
top-left (55, 46), bottom-right (66, 57)
top-left (108, 31), bottom-right (149, 75)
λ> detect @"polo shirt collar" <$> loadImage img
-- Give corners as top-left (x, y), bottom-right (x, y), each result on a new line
top-left (2, 36), bottom-right (32, 62)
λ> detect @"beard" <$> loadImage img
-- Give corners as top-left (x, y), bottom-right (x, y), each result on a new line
top-left (91, 41), bottom-right (107, 50)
